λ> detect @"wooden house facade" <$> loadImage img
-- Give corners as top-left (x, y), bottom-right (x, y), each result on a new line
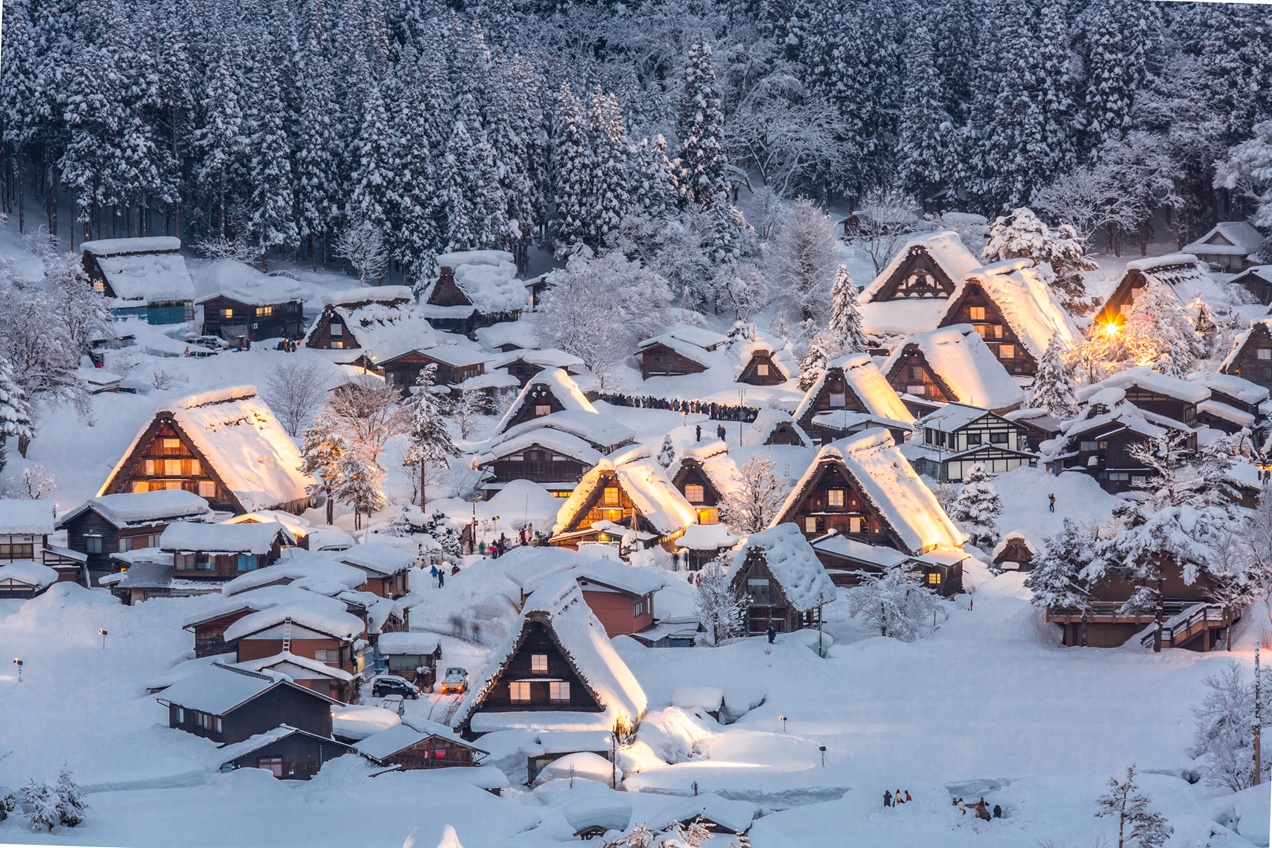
top-left (550, 458), bottom-right (696, 551)
top-left (727, 526), bottom-right (835, 636)
top-left (669, 458), bottom-right (726, 526)
top-left (865, 240), bottom-right (966, 301)
top-left (737, 348), bottom-right (789, 386)
top-left (161, 523), bottom-right (288, 581)
top-left (1222, 320), bottom-right (1272, 391)
top-left (478, 438), bottom-right (595, 497)
top-left (939, 280), bottom-right (1036, 375)
top-left (1096, 255), bottom-right (1213, 325)
top-left (220, 727), bottom-right (353, 780)
top-left (224, 607), bottom-right (366, 700)
top-left (1230, 267), bottom-right (1272, 305)
top-left (380, 348), bottom-right (488, 396)
top-left (56, 491), bottom-right (212, 577)
top-left (992, 532), bottom-right (1036, 571)
top-left (794, 354), bottom-right (915, 445)
top-left (197, 294), bottom-right (304, 343)
top-left (354, 724), bottom-right (486, 770)
top-left (157, 664), bottom-right (339, 745)
top-left (905, 405), bottom-right (1036, 482)
top-left (421, 252), bottom-right (525, 336)
top-left (302, 288), bottom-right (415, 351)
top-left (1050, 405), bottom-right (1198, 494)
top-left (637, 341), bottom-right (709, 379)
top-left (0, 500), bottom-right (78, 570)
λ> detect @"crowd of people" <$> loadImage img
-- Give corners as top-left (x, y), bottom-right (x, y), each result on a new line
top-left (596, 393), bottom-right (760, 423)
top-left (953, 796), bottom-right (1002, 821)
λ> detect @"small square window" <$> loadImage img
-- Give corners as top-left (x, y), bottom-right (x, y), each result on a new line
top-left (330, 323), bottom-right (343, 337)
top-left (828, 392), bottom-right (847, 408)
top-left (967, 433), bottom-right (982, 446)
top-left (85, 536), bottom-right (103, 554)
top-left (198, 480), bottom-right (216, 498)
top-left (827, 489), bottom-right (845, 508)
top-left (849, 516), bottom-right (864, 534)
top-left (1259, 348), bottom-right (1272, 360)
top-left (999, 344), bottom-right (1015, 359)
top-left (549, 682), bottom-right (570, 702)
top-left (531, 654), bottom-right (548, 674)
top-left (603, 487), bottom-right (620, 507)
top-left (534, 404), bottom-right (551, 417)
top-left (685, 484), bottom-right (705, 503)
top-left (510, 681), bottom-right (531, 702)
top-left (969, 306), bottom-right (986, 321)
top-left (927, 573), bottom-right (941, 585)
top-left (804, 516), bottom-right (818, 534)
top-left (756, 363), bottom-right (769, 376)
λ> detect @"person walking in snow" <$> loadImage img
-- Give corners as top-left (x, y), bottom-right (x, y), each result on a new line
top-left (766, 625), bottom-right (776, 644)
top-left (437, 568), bottom-right (445, 588)
top-left (992, 804), bottom-right (1001, 819)
top-left (883, 790), bottom-right (892, 808)
top-left (1048, 493), bottom-right (1055, 513)
top-left (957, 799), bottom-right (966, 816)
top-left (904, 791), bottom-right (911, 803)
top-left (895, 789), bottom-right (903, 804)
top-left (716, 424), bottom-right (726, 440)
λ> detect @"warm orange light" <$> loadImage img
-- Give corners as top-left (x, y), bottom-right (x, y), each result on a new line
top-left (1103, 322), bottom-right (1120, 338)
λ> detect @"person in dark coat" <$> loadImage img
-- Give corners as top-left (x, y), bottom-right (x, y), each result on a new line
top-left (437, 568), bottom-right (445, 588)
top-left (883, 790), bottom-right (892, 808)
top-left (450, 564), bottom-right (460, 576)
top-left (992, 804), bottom-right (1002, 819)
top-left (1048, 493), bottom-right (1056, 513)
top-left (695, 425), bottom-right (702, 441)
top-left (716, 424), bottom-right (726, 440)
top-left (904, 791), bottom-right (911, 803)
top-left (766, 625), bottom-right (776, 644)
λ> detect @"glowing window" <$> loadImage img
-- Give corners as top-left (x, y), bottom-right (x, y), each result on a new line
top-left (534, 404), bottom-right (551, 417)
top-left (849, 516), bottom-right (864, 534)
top-left (198, 480), bottom-right (216, 498)
top-left (255, 306), bottom-right (273, 318)
top-left (827, 489), bottom-right (845, 508)
top-left (804, 517), bottom-right (818, 534)
top-left (969, 306), bottom-right (986, 321)
top-left (530, 654), bottom-right (548, 674)
top-left (927, 573), bottom-right (941, 585)
top-left (603, 487), bottom-right (620, 507)
top-left (509, 681), bottom-right (531, 702)
top-left (756, 363), bottom-right (769, 376)
top-left (221, 308), bottom-right (234, 320)
top-left (549, 682), bottom-right (570, 702)
top-left (685, 485), bottom-right (705, 503)
top-left (999, 344), bottom-right (1015, 359)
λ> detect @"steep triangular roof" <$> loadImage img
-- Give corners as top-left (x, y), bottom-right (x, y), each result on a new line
top-left (939, 258), bottom-right (1079, 362)
top-left (552, 451), bottom-right (697, 537)
top-left (794, 352), bottom-right (915, 426)
top-left (859, 231), bottom-right (984, 303)
top-left (1183, 221), bottom-right (1262, 257)
top-left (452, 579), bottom-right (647, 733)
top-left (728, 524), bottom-right (836, 613)
top-left (882, 325), bottom-right (1025, 411)
top-left (773, 429), bottom-right (965, 554)
top-left (494, 369), bottom-right (596, 435)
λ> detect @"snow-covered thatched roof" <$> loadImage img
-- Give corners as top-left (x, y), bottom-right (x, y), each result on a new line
top-left (454, 578), bottom-right (647, 734)
top-left (914, 403), bottom-right (994, 433)
top-left (160, 520), bottom-right (291, 554)
top-left (430, 250), bottom-right (526, 314)
top-left (494, 369), bottom-right (596, 434)
top-left (640, 322), bottom-right (729, 352)
top-left (0, 499), bottom-right (56, 535)
top-left (649, 793), bottom-right (758, 835)
top-left (83, 236), bottom-right (195, 303)
top-left (192, 259), bottom-right (305, 306)
top-left (552, 454), bottom-right (697, 537)
top-left (218, 556), bottom-right (366, 599)
top-left (883, 325), bottom-right (1024, 411)
top-left (951, 258), bottom-right (1080, 362)
top-left (1183, 221), bottom-right (1262, 258)
top-left (1187, 371), bottom-right (1270, 406)
top-left (334, 543), bottom-right (415, 577)
top-left (1221, 317), bottom-right (1272, 373)
top-left (794, 352), bottom-right (915, 426)
top-left (774, 429), bottom-right (966, 555)
top-left (667, 439), bottom-right (740, 497)
top-left (1077, 366), bottom-right (1210, 406)
top-left (730, 524), bottom-right (836, 613)
top-left (57, 490), bottom-right (212, 530)
top-left (101, 386), bottom-right (315, 514)
top-left (733, 335), bottom-right (799, 382)
top-left (742, 408), bottom-right (811, 447)
top-left (496, 411), bottom-right (635, 455)
top-left (859, 230), bottom-right (984, 303)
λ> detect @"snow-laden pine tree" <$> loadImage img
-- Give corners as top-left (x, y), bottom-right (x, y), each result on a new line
top-left (948, 463), bottom-right (1002, 549)
top-left (1024, 520), bottom-right (1094, 638)
top-left (895, 17), bottom-right (955, 206)
top-left (294, 38), bottom-right (340, 270)
top-left (588, 89), bottom-right (632, 247)
top-left (21, 780), bottom-right (59, 832)
top-left (0, 355), bottom-right (34, 474)
top-left (435, 116), bottom-right (479, 252)
top-left (333, 448), bottom-right (386, 531)
top-left (1036, 0), bottom-right (1078, 180)
top-left (389, 53), bottom-right (440, 283)
top-left (1028, 335), bottom-right (1079, 418)
top-left (982, 208), bottom-right (1096, 309)
top-left (300, 410), bottom-right (349, 525)
top-left (1120, 279), bottom-right (1203, 376)
top-left (769, 199), bottom-right (839, 323)
top-left (1190, 662), bottom-right (1272, 791)
top-left (192, 37), bottom-right (247, 241)
top-left (845, 565), bottom-right (947, 642)
top-left (245, 57), bottom-right (297, 268)
top-left (1079, 0), bottom-right (1158, 155)
top-left (676, 38), bottom-right (726, 208)
top-left (551, 84), bottom-right (592, 253)
top-left (656, 435), bottom-right (675, 468)
top-left (54, 770), bottom-right (86, 828)
top-left (402, 365), bottom-right (459, 507)
top-left (629, 135), bottom-right (679, 223)
top-left (1095, 765), bottom-right (1172, 848)
top-left (824, 264), bottom-right (868, 357)
top-left (0, 0), bottom-right (43, 233)
top-left (349, 83), bottom-right (396, 247)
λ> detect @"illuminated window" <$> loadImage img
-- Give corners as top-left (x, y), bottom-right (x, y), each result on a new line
top-left (221, 308), bottom-right (234, 320)
top-left (969, 306), bottom-right (986, 321)
top-left (685, 485), bottom-right (705, 503)
top-left (698, 508), bottom-right (718, 525)
top-left (828, 391), bottom-right (846, 408)
top-left (603, 487), bottom-right (620, 507)
top-left (132, 481), bottom-right (151, 493)
top-left (534, 404), bottom-right (551, 417)
top-left (549, 682), bottom-right (571, 702)
top-left (198, 480), bottom-right (216, 498)
top-left (804, 517), bottom-right (818, 534)
top-left (255, 306), bottom-right (273, 318)
top-left (530, 654), bottom-right (548, 674)
top-left (827, 489), bottom-right (845, 508)
top-left (999, 344), bottom-right (1015, 359)
top-left (143, 459), bottom-right (159, 476)
top-left (756, 363), bottom-right (769, 376)
top-left (927, 573), bottom-right (941, 585)
top-left (164, 459), bottom-right (185, 476)
top-left (849, 516), bottom-right (864, 534)
top-left (509, 681), bottom-right (531, 702)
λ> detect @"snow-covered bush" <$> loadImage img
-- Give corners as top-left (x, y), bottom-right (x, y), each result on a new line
top-left (844, 566), bottom-right (947, 642)
top-left (0, 787), bottom-right (16, 822)
top-left (1095, 765), bottom-right (1172, 848)
top-left (947, 464), bottom-right (1002, 550)
top-left (693, 560), bottom-right (748, 645)
top-left (1191, 662), bottom-right (1272, 792)
top-left (20, 781), bottom-right (59, 832)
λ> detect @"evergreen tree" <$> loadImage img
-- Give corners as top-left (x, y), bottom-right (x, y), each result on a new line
top-left (300, 410), bottom-right (349, 525)
top-left (948, 463), bottom-right (1003, 549)
top-left (656, 434), bottom-right (675, 468)
top-left (845, 564), bottom-right (947, 642)
top-left (54, 769), bottom-right (86, 828)
top-left (402, 365), bottom-right (459, 507)
top-left (333, 448), bottom-right (386, 531)
top-left (552, 84), bottom-right (592, 252)
top-left (630, 135), bottom-right (680, 222)
top-left (983, 207), bottom-right (1096, 309)
top-left (349, 83), bottom-right (396, 243)
top-left (676, 38), bottom-right (726, 207)
top-left (588, 89), bottom-right (632, 247)
top-left (1080, 0), bottom-right (1157, 155)
top-left (895, 17), bottom-right (955, 206)
top-left (1120, 279), bottom-right (1203, 377)
top-left (437, 117), bottom-right (479, 251)
top-left (193, 37), bottom-right (247, 241)
top-left (1028, 335), bottom-right (1079, 418)
top-left (1025, 520), bottom-right (1094, 640)
top-left (824, 264), bottom-right (868, 356)
top-left (1036, 0), bottom-right (1078, 179)
top-left (295, 39), bottom-right (340, 269)
top-left (0, 355), bottom-right (34, 475)
top-left (1095, 765), bottom-right (1173, 848)
top-left (245, 58), bottom-right (297, 267)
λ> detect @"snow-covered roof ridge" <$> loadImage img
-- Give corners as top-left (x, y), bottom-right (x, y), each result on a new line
top-left (794, 352), bottom-right (915, 426)
top-left (94, 248), bottom-right (196, 303)
top-left (160, 520), bottom-right (290, 554)
top-left (956, 258), bottom-right (1080, 361)
top-left (1125, 252), bottom-right (1206, 272)
top-left (0, 560), bottom-right (59, 589)
top-left (639, 322), bottom-right (730, 352)
top-left (222, 601), bottom-right (365, 643)
top-left (883, 325), bottom-right (1024, 411)
top-left (859, 230), bottom-right (984, 303)
top-left (0, 499), bottom-right (56, 535)
top-left (354, 721), bottom-right (480, 762)
top-left (773, 429), bottom-right (966, 554)
top-left (335, 543), bottom-right (415, 576)
top-left (1183, 221), bottom-right (1263, 257)
top-left (453, 578), bottom-right (647, 733)
top-left (914, 403), bottom-right (993, 432)
top-left (233, 650), bottom-right (355, 682)
top-left (494, 410), bottom-right (635, 455)
top-left (992, 530), bottom-right (1038, 560)
top-left (742, 408), bottom-right (812, 447)
top-left (100, 386), bottom-right (315, 514)
top-left (494, 369), bottom-right (596, 434)
top-left (58, 490), bottom-right (212, 529)
top-left (552, 454), bottom-right (697, 537)
top-left (321, 286), bottom-right (414, 308)
top-left (1076, 366), bottom-right (1210, 405)
top-left (434, 250), bottom-right (526, 314)
top-left (81, 236), bottom-right (183, 255)
top-left (730, 524), bottom-right (836, 612)
top-left (733, 334), bottom-right (799, 382)
top-left (1187, 371), bottom-right (1270, 405)
top-left (192, 259), bottom-right (305, 305)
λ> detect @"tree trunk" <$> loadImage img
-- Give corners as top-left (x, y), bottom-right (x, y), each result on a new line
top-left (419, 464), bottom-right (427, 508)
top-left (325, 488), bottom-right (334, 525)
top-left (17, 433), bottom-right (30, 458)
top-left (16, 154), bottom-right (24, 234)
top-left (1153, 575), bottom-right (1165, 653)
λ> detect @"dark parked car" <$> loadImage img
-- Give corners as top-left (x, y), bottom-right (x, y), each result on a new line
top-left (371, 675), bottom-right (420, 700)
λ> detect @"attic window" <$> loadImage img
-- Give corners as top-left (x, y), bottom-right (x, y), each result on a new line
top-left (827, 489), bottom-right (845, 508)
top-left (1259, 349), bottom-right (1271, 360)
top-left (685, 485), bottom-right (705, 503)
top-left (534, 404), bottom-right (551, 417)
top-left (603, 487), bottom-right (620, 507)
top-left (221, 308), bottom-right (234, 320)
top-left (198, 480), bottom-right (216, 498)
top-left (330, 323), bottom-right (343, 337)
top-left (531, 654), bottom-right (548, 674)
top-left (969, 306), bottom-right (986, 321)
top-left (756, 363), bottom-right (769, 376)
top-left (828, 391), bottom-right (846, 408)
top-left (549, 682), bottom-right (571, 702)
top-left (999, 344), bottom-right (1015, 359)
top-left (509, 681), bottom-right (531, 702)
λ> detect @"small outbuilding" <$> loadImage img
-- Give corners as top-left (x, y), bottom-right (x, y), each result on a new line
top-left (728, 524), bottom-right (837, 636)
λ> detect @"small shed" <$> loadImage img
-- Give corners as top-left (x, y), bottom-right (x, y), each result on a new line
top-left (0, 560), bottom-right (59, 599)
top-left (993, 531), bottom-right (1037, 571)
top-left (217, 725), bottom-right (354, 780)
top-left (81, 236), bottom-right (196, 324)
top-left (354, 719), bottom-right (487, 769)
top-left (1182, 221), bottom-right (1262, 272)
top-left (375, 631), bottom-right (443, 687)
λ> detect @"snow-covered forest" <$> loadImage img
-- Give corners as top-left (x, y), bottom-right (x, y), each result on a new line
top-left (4, 0), bottom-right (1272, 279)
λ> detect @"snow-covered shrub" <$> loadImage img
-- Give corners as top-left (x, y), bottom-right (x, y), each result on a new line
top-left (1191, 662), bottom-right (1272, 792)
top-left (844, 566), bottom-right (947, 642)
top-left (947, 464), bottom-right (1002, 549)
top-left (20, 780), bottom-right (59, 832)
top-left (693, 560), bottom-right (748, 645)
top-left (0, 787), bottom-right (16, 822)
top-left (55, 769), bottom-right (86, 828)
top-left (1095, 765), bottom-right (1172, 848)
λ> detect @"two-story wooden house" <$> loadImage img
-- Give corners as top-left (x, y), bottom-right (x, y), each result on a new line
top-left (194, 261), bottom-right (305, 342)
top-left (793, 352), bottom-right (915, 445)
top-left (667, 440), bottom-right (739, 527)
top-left (98, 386), bottom-right (315, 516)
top-left (1181, 221), bottom-right (1262, 272)
top-left (506, 553), bottom-right (668, 639)
top-left (379, 344), bottom-right (492, 397)
top-left (1187, 372), bottom-right (1270, 437)
top-left (160, 521), bottom-right (292, 580)
top-left (354, 720), bottom-right (488, 770)
top-left (550, 452), bottom-right (697, 551)
top-left (223, 603), bottom-right (366, 701)
top-left (772, 428), bottom-right (966, 558)
top-left (493, 369), bottom-right (597, 434)
top-left (333, 544), bottom-right (413, 599)
top-left (1229, 266), bottom-right (1272, 305)
top-left (856, 230), bottom-right (984, 339)
top-left (156, 662), bottom-right (341, 744)
top-left (882, 325), bottom-right (1025, 415)
top-left (418, 250), bottom-right (526, 336)
top-left (452, 579), bottom-right (647, 738)
top-left (727, 524), bottom-right (837, 636)
top-left (56, 490), bottom-right (213, 579)
top-left (1075, 368), bottom-right (1208, 430)
top-left (476, 412), bottom-right (635, 499)
top-left (491, 349), bottom-right (587, 388)
top-left (902, 403), bottom-right (1036, 482)
top-left (1222, 318), bottom-right (1272, 393)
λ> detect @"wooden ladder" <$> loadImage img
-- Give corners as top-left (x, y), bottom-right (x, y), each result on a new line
top-left (282, 617), bottom-right (293, 653)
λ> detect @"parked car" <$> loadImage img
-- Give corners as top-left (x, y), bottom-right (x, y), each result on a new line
top-left (379, 694), bottom-right (405, 716)
top-left (371, 674), bottom-right (420, 700)
top-left (438, 667), bottom-right (469, 695)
